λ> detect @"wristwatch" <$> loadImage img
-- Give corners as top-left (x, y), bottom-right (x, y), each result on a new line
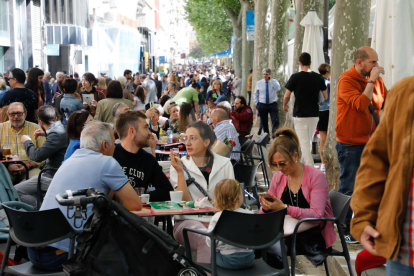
top-left (367, 79), bottom-right (376, 84)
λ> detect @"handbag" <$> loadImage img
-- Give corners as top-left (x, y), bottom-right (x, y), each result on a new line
top-left (179, 160), bottom-right (212, 202)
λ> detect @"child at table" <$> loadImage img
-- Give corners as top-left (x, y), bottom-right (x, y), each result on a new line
top-left (206, 179), bottom-right (255, 269)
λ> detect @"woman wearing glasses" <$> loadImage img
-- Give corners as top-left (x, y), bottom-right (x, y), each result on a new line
top-left (169, 121), bottom-right (234, 264)
top-left (259, 127), bottom-right (336, 269)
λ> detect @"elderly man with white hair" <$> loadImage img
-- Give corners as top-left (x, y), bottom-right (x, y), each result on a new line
top-left (29, 120), bottom-right (141, 270)
top-left (211, 108), bottom-right (241, 162)
top-left (51, 71), bottom-right (64, 97)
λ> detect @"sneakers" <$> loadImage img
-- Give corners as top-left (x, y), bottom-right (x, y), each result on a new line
top-left (320, 164), bottom-right (326, 172)
top-left (344, 234), bottom-right (359, 244)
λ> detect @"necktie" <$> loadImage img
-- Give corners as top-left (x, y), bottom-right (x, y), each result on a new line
top-left (266, 81), bottom-right (269, 104)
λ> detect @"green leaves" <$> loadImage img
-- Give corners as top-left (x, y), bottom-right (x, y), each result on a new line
top-left (184, 0), bottom-right (235, 55)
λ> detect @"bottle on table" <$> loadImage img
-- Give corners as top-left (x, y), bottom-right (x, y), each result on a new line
top-left (167, 128), bottom-right (173, 144)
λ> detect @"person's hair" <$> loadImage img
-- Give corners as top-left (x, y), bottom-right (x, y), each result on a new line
top-left (353, 49), bottom-right (369, 64)
top-left (76, 81), bottom-right (83, 93)
top-left (123, 69), bottom-right (132, 77)
top-left (212, 80), bottom-right (222, 92)
top-left (139, 74), bottom-right (147, 80)
top-left (217, 101), bottom-right (232, 113)
top-left (168, 81), bottom-right (176, 88)
top-left (8, 102), bottom-right (27, 113)
top-left (106, 80), bottom-right (123, 98)
top-left (250, 69), bottom-right (253, 73)
top-left (82, 73), bottom-right (97, 86)
top-left (97, 77), bottom-right (107, 90)
top-left (262, 68), bottom-right (271, 74)
top-left (318, 63), bottom-right (331, 75)
top-left (299, 52), bottom-right (311, 66)
top-left (80, 121), bottom-right (113, 151)
top-left (178, 102), bottom-right (196, 132)
top-left (58, 76), bottom-right (71, 93)
top-left (25, 67), bottom-right (45, 102)
top-left (189, 74), bottom-right (194, 79)
top-left (164, 99), bottom-right (176, 115)
top-left (114, 110), bottom-right (147, 140)
top-left (212, 108), bottom-right (229, 120)
top-left (201, 77), bottom-right (207, 83)
top-left (74, 72), bottom-right (79, 78)
top-left (207, 97), bottom-right (215, 104)
top-left (112, 102), bottom-right (128, 117)
top-left (62, 78), bottom-right (78, 94)
top-left (187, 121), bottom-right (216, 151)
top-left (160, 95), bottom-right (170, 107)
top-left (67, 110), bottom-right (91, 143)
top-left (44, 71), bottom-right (51, 78)
top-left (213, 179), bottom-right (242, 211)
top-left (134, 86), bottom-right (146, 104)
top-left (168, 74), bottom-right (177, 83)
top-left (191, 83), bottom-right (201, 89)
top-left (0, 78), bottom-right (6, 90)
top-left (268, 127), bottom-right (301, 171)
top-left (37, 105), bottom-right (57, 125)
top-left (10, 68), bottom-right (26, 84)
top-left (236, 96), bottom-right (246, 106)
top-left (117, 76), bottom-right (127, 87)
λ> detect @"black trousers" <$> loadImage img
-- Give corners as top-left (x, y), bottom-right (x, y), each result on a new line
top-left (257, 102), bottom-right (279, 136)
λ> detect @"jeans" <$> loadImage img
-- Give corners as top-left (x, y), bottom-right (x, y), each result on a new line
top-left (293, 117), bottom-right (319, 166)
top-left (257, 102), bottom-right (279, 136)
top-left (215, 251), bottom-right (255, 269)
top-left (386, 260), bottom-right (414, 276)
top-left (15, 175), bottom-right (52, 210)
top-left (27, 247), bottom-right (68, 271)
top-left (336, 142), bottom-right (365, 233)
top-left (247, 91), bottom-right (251, 106)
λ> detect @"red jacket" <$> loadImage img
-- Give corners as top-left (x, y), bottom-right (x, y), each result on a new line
top-left (231, 105), bottom-right (253, 136)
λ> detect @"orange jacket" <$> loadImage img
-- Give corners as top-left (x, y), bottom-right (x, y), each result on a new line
top-left (351, 76), bottom-right (414, 260)
top-left (335, 65), bottom-right (387, 145)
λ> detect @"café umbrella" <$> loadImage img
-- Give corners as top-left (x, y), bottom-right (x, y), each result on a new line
top-left (300, 10), bottom-right (325, 73)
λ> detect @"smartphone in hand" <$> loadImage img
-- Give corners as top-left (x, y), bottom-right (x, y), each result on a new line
top-left (258, 192), bottom-right (275, 202)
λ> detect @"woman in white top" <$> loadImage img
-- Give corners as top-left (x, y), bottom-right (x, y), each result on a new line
top-left (133, 86), bottom-right (146, 112)
top-left (170, 121), bottom-right (234, 263)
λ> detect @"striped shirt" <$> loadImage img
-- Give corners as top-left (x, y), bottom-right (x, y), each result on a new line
top-left (397, 169), bottom-right (414, 267)
top-left (213, 120), bottom-right (240, 161)
top-left (0, 121), bottom-right (46, 166)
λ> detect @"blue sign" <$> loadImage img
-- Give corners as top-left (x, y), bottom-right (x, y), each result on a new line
top-left (46, 44), bottom-right (60, 56)
top-left (159, 56), bottom-right (165, 62)
top-left (246, 10), bottom-right (254, 41)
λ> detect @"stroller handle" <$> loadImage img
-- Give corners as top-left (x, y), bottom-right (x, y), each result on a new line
top-left (55, 188), bottom-right (106, 207)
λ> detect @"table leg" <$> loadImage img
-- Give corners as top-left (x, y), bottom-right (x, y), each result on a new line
top-left (166, 216), bottom-right (173, 237)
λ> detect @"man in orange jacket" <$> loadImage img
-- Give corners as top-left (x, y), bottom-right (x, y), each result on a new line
top-left (335, 46), bottom-right (387, 243)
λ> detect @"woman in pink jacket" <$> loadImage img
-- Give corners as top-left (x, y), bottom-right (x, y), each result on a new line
top-left (259, 127), bottom-right (336, 269)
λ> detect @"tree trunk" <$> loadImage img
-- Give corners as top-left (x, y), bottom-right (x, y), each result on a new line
top-left (268, 0), bottom-right (290, 126)
top-left (233, 24), bottom-right (243, 77)
top-left (251, 0), bottom-right (271, 113)
top-left (322, 0), bottom-right (371, 191)
top-left (240, 1), bottom-right (255, 99)
top-left (284, 0), bottom-right (324, 128)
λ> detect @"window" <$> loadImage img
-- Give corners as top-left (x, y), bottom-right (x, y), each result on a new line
top-left (44, 0), bottom-right (50, 23)
top-left (67, 0), bottom-right (73, 24)
top-left (0, 0), bottom-right (9, 41)
top-left (59, 0), bottom-right (65, 23)
top-left (51, 0), bottom-right (58, 24)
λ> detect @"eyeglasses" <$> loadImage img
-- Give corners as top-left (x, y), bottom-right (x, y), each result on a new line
top-left (271, 161), bottom-right (289, 168)
top-left (7, 112), bottom-right (25, 118)
top-left (182, 136), bottom-right (198, 144)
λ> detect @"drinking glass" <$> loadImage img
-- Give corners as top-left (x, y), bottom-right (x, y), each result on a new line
top-left (172, 148), bottom-right (180, 157)
top-left (2, 145), bottom-right (11, 158)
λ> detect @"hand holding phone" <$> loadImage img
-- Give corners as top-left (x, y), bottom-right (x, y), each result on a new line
top-left (258, 192), bottom-right (275, 202)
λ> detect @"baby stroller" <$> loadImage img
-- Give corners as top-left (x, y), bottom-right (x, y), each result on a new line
top-left (55, 188), bottom-right (205, 276)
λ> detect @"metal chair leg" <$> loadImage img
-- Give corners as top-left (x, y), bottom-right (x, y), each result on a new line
top-left (324, 258), bottom-right (331, 276)
top-left (0, 237), bottom-right (13, 275)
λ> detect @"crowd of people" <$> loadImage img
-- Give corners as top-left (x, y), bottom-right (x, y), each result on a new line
top-left (1, 44), bottom-right (413, 275)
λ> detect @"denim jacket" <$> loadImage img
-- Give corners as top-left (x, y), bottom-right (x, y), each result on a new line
top-left (319, 78), bottom-right (330, 111)
top-left (60, 94), bottom-right (85, 125)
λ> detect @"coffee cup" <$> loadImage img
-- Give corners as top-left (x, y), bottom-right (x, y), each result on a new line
top-left (140, 194), bottom-right (150, 204)
top-left (170, 191), bottom-right (183, 203)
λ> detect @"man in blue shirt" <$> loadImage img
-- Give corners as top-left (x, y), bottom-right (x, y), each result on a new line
top-left (30, 121), bottom-right (141, 270)
top-left (254, 68), bottom-right (281, 137)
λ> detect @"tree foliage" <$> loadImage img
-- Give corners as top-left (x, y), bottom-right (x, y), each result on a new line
top-left (184, 0), bottom-right (234, 55)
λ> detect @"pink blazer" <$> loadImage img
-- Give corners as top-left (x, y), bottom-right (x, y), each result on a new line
top-left (260, 165), bottom-right (336, 248)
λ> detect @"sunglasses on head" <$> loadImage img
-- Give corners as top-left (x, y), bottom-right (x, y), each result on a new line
top-left (272, 161), bottom-right (289, 167)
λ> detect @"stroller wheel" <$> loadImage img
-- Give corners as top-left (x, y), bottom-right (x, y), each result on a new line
top-left (177, 267), bottom-right (199, 276)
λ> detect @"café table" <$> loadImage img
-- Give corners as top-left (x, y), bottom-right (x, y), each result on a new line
top-left (0, 158), bottom-right (29, 180)
top-left (133, 205), bottom-right (216, 236)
